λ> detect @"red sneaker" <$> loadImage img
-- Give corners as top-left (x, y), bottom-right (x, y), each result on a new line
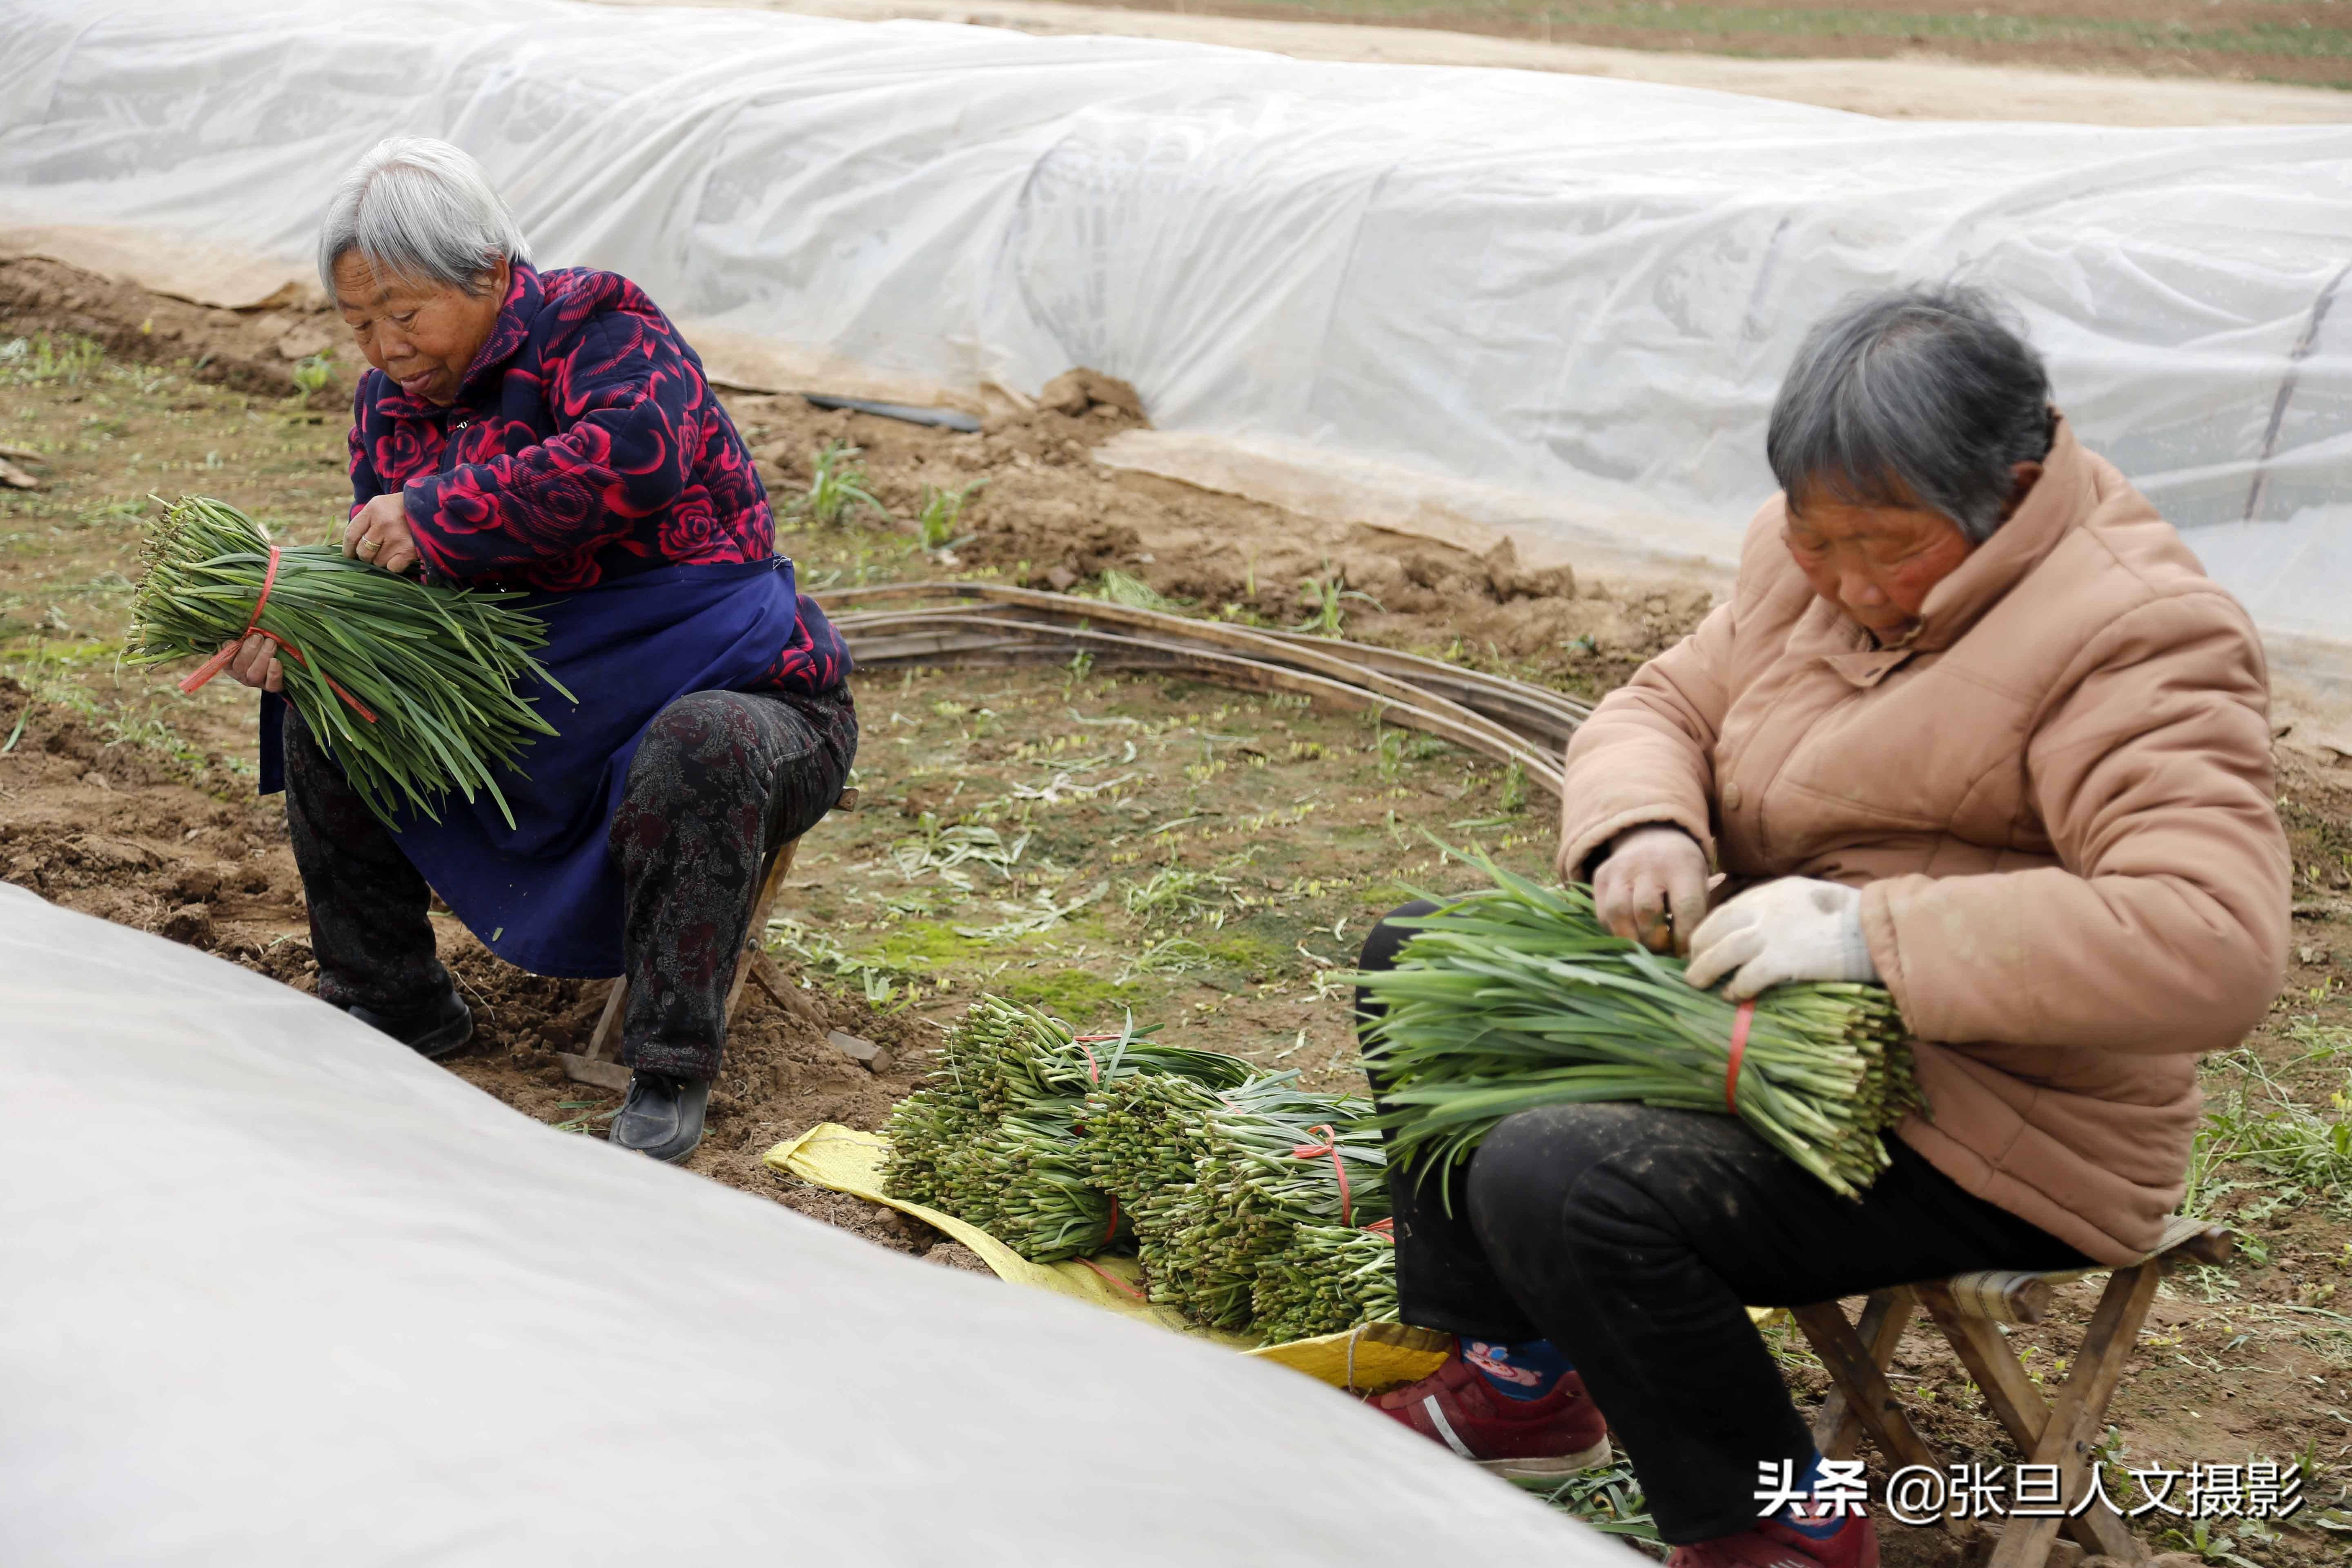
top-left (1666, 1511), bottom-right (1880, 1568)
top-left (1367, 1351), bottom-right (1611, 1479)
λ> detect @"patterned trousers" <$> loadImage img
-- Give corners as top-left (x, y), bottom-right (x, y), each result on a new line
top-left (285, 685), bottom-right (858, 1079)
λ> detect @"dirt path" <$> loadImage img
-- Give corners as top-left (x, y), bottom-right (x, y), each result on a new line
top-left (9, 261), bottom-right (2352, 1562)
top-left (588, 0), bottom-right (2352, 122)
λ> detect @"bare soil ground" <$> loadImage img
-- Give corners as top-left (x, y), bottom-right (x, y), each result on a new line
top-left (7, 263), bottom-right (2352, 1561)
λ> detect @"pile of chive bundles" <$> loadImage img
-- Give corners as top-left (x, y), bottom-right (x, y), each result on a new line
top-left (1356, 851), bottom-right (1921, 1202)
top-left (882, 996), bottom-right (1398, 1344)
top-left (127, 496), bottom-right (569, 828)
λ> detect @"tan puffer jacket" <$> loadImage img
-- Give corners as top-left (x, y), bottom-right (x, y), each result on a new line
top-left (1557, 418), bottom-right (2290, 1264)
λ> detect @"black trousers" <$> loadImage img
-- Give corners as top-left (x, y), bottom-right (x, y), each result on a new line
top-left (286, 685), bottom-right (857, 1080)
top-left (1356, 904), bottom-right (2089, 1544)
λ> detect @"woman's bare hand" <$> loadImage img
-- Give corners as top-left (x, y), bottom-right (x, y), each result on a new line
top-left (343, 491), bottom-right (421, 576)
top-left (1592, 824), bottom-right (1708, 954)
top-left (219, 633), bottom-right (284, 693)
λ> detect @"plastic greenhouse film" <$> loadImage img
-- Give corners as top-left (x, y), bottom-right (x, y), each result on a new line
top-left (1, 0), bottom-right (2345, 683)
top-left (0, 883), bottom-right (1601, 1564)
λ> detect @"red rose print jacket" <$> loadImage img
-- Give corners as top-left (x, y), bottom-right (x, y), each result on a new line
top-left (349, 262), bottom-right (848, 694)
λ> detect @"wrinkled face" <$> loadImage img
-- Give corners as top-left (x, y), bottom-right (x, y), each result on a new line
top-left (333, 250), bottom-right (508, 407)
top-left (1782, 492), bottom-right (1974, 643)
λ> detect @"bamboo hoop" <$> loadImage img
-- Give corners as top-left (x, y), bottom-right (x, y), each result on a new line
top-left (818, 584), bottom-right (1583, 797)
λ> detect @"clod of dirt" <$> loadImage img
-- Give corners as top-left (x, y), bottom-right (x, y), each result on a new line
top-left (1040, 368), bottom-right (1145, 419)
top-left (172, 865), bottom-right (223, 903)
top-left (160, 902), bottom-right (215, 948)
top-left (1479, 536), bottom-right (1577, 601)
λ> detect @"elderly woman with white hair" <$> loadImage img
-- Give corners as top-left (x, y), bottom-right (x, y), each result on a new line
top-left (1350, 286), bottom-right (2289, 1567)
top-left (218, 137), bottom-right (855, 1163)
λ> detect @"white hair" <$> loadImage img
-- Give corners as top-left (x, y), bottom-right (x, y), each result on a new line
top-left (1767, 284), bottom-right (2053, 544)
top-left (316, 136), bottom-right (531, 299)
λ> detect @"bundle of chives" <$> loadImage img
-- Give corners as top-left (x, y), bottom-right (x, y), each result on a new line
top-left (1076, 1071), bottom-right (1224, 1210)
top-left (884, 996), bottom-right (1166, 1261)
top-left (1250, 1224), bottom-right (1398, 1345)
top-left (126, 495), bottom-right (570, 829)
top-left (1143, 1078), bottom-right (1390, 1330)
top-left (927, 1138), bottom-right (1005, 1234)
top-left (983, 1105), bottom-right (1131, 1263)
top-left (889, 1092), bottom-right (1131, 1264)
top-left (1354, 849), bottom-right (1921, 1202)
top-left (877, 1090), bottom-right (989, 1210)
top-left (920, 995), bottom-right (1036, 1118)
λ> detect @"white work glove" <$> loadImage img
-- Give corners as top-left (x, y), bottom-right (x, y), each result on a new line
top-left (1683, 876), bottom-right (1878, 1000)
top-left (1590, 824), bottom-right (1709, 955)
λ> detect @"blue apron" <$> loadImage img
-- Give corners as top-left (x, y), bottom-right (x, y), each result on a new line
top-left (262, 557), bottom-right (808, 978)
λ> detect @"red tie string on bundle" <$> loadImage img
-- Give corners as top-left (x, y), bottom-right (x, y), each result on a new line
top-left (1076, 1254), bottom-right (1148, 1300)
top-left (1072, 1031), bottom-right (1132, 1085)
top-left (174, 546), bottom-right (378, 722)
top-left (1290, 1123), bottom-right (1353, 1227)
top-left (1723, 999), bottom-right (1756, 1114)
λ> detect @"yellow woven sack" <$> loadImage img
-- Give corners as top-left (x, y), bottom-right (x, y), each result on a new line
top-left (764, 1124), bottom-right (1452, 1392)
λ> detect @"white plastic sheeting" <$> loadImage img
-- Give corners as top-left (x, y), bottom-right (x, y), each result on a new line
top-left (0, 882), bottom-right (1592, 1564)
top-left (0, 0), bottom-right (2345, 671)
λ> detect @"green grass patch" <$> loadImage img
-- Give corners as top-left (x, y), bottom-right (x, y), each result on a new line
top-left (1000, 967), bottom-right (1143, 1021)
top-left (1215, 0), bottom-right (2352, 59)
top-left (864, 918), bottom-right (994, 970)
top-left (1354, 880), bottom-right (1424, 913)
top-left (1203, 932), bottom-right (1288, 978)
top-left (1530, 4), bottom-right (2352, 56)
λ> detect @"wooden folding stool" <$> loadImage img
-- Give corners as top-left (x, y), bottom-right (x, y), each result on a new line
top-left (558, 786), bottom-right (858, 1092)
top-left (1790, 1214), bottom-right (2232, 1568)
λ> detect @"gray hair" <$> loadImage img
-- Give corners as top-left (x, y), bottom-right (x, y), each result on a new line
top-left (316, 136), bottom-right (531, 299)
top-left (1766, 284), bottom-right (2054, 543)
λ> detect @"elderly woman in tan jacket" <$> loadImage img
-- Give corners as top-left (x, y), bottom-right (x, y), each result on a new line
top-left (1352, 286), bottom-right (2289, 1568)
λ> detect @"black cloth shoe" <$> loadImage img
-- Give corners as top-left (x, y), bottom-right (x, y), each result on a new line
top-left (341, 988), bottom-right (474, 1060)
top-left (609, 1071), bottom-right (710, 1164)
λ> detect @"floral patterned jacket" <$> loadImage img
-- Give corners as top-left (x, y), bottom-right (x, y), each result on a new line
top-left (348, 262), bottom-right (848, 694)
